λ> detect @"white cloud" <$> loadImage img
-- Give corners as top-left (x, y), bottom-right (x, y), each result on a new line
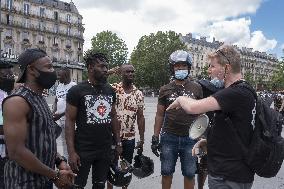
top-left (70, 0), bottom-right (278, 54)
top-left (248, 31), bottom-right (277, 52)
top-left (72, 0), bottom-right (142, 12)
top-left (202, 18), bottom-right (277, 52)
top-left (204, 18), bottom-right (251, 46)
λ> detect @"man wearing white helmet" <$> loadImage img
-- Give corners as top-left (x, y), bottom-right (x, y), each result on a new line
top-left (151, 50), bottom-right (203, 189)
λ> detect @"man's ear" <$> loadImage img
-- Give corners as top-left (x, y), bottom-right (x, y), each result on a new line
top-left (27, 65), bottom-right (39, 77)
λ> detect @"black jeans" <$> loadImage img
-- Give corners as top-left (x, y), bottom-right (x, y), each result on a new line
top-left (74, 153), bottom-right (111, 189)
top-left (0, 157), bottom-right (7, 189)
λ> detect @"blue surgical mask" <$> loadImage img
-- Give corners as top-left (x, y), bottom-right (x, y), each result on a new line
top-left (174, 70), bottom-right (189, 80)
top-left (210, 77), bottom-right (224, 88)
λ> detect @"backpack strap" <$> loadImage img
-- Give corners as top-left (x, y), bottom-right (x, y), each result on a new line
top-left (232, 80), bottom-right (257, 130)
top-left (224, 80), bottom-right (257, 162)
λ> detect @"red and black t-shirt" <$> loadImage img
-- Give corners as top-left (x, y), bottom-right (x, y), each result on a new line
top-left (67, 81), bottom-right (116, 155)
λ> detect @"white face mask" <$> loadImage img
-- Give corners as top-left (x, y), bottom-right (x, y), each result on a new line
top-left (210, 77), bottom-right (224, 88)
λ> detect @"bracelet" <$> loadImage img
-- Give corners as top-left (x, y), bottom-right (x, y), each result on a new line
top-left (50, 170), bottom-right (60, 183)
top-left (117, 142), bottom-right (122, 146)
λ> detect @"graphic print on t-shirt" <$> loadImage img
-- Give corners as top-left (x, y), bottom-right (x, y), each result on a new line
top-left (85, 94), bottom-right (112, 124)
top-left (168, 90), bottom-right (195, 103)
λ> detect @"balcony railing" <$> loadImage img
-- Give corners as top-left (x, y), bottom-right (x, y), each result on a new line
top-left (0, 19), bottom-right (84, 40)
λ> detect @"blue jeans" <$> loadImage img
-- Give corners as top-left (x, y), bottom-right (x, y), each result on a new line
top-left (122, 139), bottom-right (135, 164)
top-left (160, 132), bottom-right (197, 179)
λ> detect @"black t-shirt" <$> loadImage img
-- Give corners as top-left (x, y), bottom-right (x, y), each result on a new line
top-left (66, 81), bottom-right (116, 155)
top-left (208, 81), bottom-right (255, 183)
top-left (158, 79), bottom-right (203, 136)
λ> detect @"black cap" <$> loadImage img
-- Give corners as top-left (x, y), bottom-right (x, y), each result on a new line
top-left (17, 48), bottom-right (47, 83)
top-left (0, 59), bottom-right (13, 69)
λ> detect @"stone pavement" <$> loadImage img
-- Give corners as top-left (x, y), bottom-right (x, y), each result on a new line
top-left (51, 97), bottom-right (284, 189)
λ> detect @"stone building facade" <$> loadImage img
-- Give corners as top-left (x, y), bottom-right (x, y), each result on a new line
top-left (0, 0), bottom-right (84, 82)
top-left (180, 33), bottom-right (279, 82)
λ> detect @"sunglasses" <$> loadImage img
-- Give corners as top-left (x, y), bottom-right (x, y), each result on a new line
top-left (216, 49), bottom-right (231, 64)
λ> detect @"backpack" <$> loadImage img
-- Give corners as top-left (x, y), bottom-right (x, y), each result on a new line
top-left (227, 81), bottom-right (284, 178)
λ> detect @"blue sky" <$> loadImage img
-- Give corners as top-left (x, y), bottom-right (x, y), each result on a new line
top-left (250, 0), bottom-right (284, 58)
top-left (72, 0), bottom-right (283, 59)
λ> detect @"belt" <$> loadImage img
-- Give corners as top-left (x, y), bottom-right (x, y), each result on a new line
top-left (121, 133), bottom-right (135, 138)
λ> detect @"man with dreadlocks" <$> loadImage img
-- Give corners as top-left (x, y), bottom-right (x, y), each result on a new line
top-left (65, 51), bottom-right (122, 189)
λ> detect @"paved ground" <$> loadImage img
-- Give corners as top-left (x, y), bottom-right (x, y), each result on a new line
top-left (51, 97), bottom-right (284, 189)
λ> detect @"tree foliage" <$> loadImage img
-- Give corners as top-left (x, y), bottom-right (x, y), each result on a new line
top-left (88, 30), bottom-right (128, 68)
top-left (271, 60), bottom-right (284, 90)
top-left (244, 71), bottom-right (255, 87)
top-left (130, 31), bottom-right (186, 89)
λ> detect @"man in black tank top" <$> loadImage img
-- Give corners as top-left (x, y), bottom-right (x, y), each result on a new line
top-left (2, 49), bottom-right (75, 189)
top-left (0, 60), bottom-right (15, 189)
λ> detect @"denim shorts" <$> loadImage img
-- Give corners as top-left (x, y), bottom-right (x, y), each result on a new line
top-left (160, 132), bottom-right (197, 179)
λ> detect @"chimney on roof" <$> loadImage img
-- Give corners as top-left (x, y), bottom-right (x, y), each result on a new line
top-left (186, 33), bottom-right (192, 39)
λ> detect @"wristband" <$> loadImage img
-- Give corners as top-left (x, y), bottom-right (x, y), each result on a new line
top-left (50, 170), bottom-right (60, 183)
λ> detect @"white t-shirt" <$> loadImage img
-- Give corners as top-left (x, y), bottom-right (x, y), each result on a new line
top-left (55, 82), bottom-right (76, 121)
top-left (0, 89), bottom-right (8, 158)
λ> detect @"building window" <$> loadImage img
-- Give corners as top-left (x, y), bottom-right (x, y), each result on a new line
top-left (24, 3), bottom-right (30, 15)
top-left (7, 48), bottom-right (13, 55)
top-left (67, 27), bottom-right (71, 36)
top-left (6, 14), bottom-right (13, 25)
top-left (40, 7), bottom-right (45, 17)
top-left (5, 29), bottom-right (12, 37)
top-left (54, 11), bottom-right (58, 20)
top-left (38, 35), bottom-right (44, 43)
top-left (24, 18), bottom-right (29, 28)
top-left (53, 37), bottom-right (58, 45)
top-left (67, 14), bottom-right (71, 23)
top-left (53, 24), bottom-right (59, 33)
top-left (39, 21), bottom-right (45, 31)
top-left (22, 31), bottom-right (29, 40)
top-left (77, 17), bottom-right (81, 24)
top-left (6, 0), bottom-right (13, 10)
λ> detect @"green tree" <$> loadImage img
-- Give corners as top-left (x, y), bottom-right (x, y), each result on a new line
top-left (244, 71), bottom-right (255, 87)
top-left (271, 60), bottom-right (284, 90)
top-left (130, 31), bottom-right (186, 89)
top-left (198, 65), bottom-right (209, 80)
top-left (89, 30), bottom-right (128, 68)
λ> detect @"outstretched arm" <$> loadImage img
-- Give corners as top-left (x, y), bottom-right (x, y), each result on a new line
top-left (167, 96), bottom-right (221, 114)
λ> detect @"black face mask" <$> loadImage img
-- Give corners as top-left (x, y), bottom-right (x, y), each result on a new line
top-left (36, 69), bottom-right (57, 89)
top-left (0, 78), bottom-right (15, 93)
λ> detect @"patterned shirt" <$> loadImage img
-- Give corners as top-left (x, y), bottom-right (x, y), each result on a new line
top-left (112, 83), bottom-right (144, 140)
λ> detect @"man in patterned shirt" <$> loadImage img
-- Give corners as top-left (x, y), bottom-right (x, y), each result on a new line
top-left (108, 64), bottom-right (145, 189)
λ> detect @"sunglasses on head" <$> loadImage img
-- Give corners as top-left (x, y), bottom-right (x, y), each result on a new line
top-left (216, 49), bottom-right (231, 64)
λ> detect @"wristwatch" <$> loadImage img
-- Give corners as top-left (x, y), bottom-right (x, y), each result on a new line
top-left (55, 156), bottom-right (67, 168)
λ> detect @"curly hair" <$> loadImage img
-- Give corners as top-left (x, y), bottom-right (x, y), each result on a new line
top-left (83, 50), bottom-right (109, 67)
